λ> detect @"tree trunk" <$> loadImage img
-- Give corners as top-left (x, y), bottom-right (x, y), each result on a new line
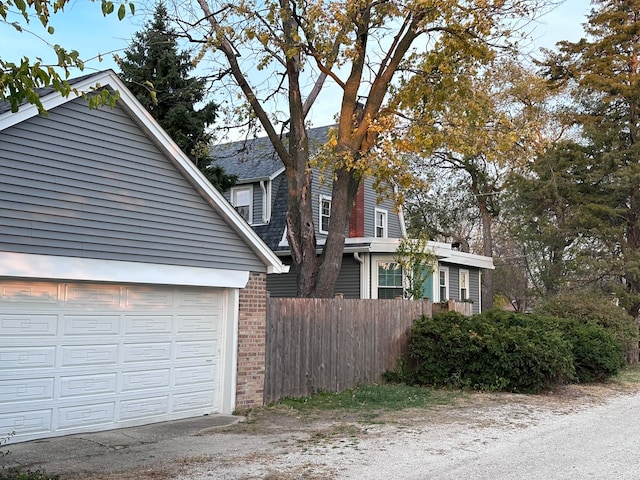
top-left (478, 197), bottom-right (494, 310)
top-left (314, 168), bottom-right (361, 297)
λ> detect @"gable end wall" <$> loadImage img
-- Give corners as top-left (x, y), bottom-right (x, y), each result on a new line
top-left (0, 98), bottom-right (265, 272)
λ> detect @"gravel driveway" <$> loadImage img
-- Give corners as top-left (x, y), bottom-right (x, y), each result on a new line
top-left (168, 383), bottom-right (640, 480)
top-left (12, 382), bottom-right (637, 480)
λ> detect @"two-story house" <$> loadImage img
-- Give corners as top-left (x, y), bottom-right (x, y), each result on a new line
top-left (211, 125), bottom-right (493, 313)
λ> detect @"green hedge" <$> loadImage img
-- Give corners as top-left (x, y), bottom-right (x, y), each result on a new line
top-left (396, 309), bottom-right (626, 393)
top-left (537, 293), bottom-right (639, 364)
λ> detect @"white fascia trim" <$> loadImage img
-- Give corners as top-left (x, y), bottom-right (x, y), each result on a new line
top-left (439, 251), bottom-right (495, 270)
top-left (0, 70), bottom-right (287, 275)
top-left (0, 252), bottom-right (250, 288)
top-left (270, 166), bottom-right (286, 181)
top-left (0, 70), bottom-right (118, 130)
top-left (342, 237), bottom-right (494, 269)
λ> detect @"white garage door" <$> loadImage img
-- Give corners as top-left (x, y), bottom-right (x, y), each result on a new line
top-left (0, 281), bottom-right (226, 443)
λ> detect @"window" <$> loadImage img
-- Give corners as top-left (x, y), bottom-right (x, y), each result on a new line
top-left (459, 269), bottom-right (469, 301)
top-left (374, 208), bottom-right (388, 238)
top-left (438, 266), bottom-right (449, 301)
top-left (319, 195), bottom-right (331, 233)
top-left (231, 186), bottom-right (252, 223)
top-left (377, 262), bottom-right (404, 299)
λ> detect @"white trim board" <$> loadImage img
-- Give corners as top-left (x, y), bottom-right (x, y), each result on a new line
top-left (0, 252), bottom-right (250, 288)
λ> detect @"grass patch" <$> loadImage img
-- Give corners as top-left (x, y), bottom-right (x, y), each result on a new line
top-left (612, 362), bottom-right (640, 384)
top-left (276, 384), bottom-right (463, 414)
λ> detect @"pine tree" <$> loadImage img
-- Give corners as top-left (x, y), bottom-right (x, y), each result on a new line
top-left (118, 2), bottom-right (235, 190)
top-left (545, 0), bottom-right (640, 316)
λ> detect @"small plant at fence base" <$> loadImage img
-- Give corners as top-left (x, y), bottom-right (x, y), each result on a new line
top-left (388, 309), bottom-right (626, 394)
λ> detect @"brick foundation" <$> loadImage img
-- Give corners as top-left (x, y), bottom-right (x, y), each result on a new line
top-left (235, 271), bottom-right (267, 409)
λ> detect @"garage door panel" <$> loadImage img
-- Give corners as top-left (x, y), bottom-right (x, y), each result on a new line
top-left (176, 314), bottom-right (219, 333)
top-left (175, 364), bottom-right (217, 386)
top-left (61, 345), bottom-right (119, 366)
top-left (1, 346), bottom-right (56, 368)
top-left (176, 341), bottom-right (217, 359)
top-left (65, 285), bottom-right (121, 307)
top-left (173, 391), bottom-right (216, 413)
top-left (59, 373), bottom-right (118, 398)
top-left (120, 396), bottom-right (169, 420)
top-left (179, 290), bottom-right (222, 308)
top-left (0, 378), bottom-right (54, 403)
top-left (58, 403), bottom-right (116, 429)
top-left (1, 314), bottom-right (58, 335)
top-left (123, 342), bottom-right (172, 362)
top-left (63, 315), bottom-right (120, 335)
top-left (0, 281), bottom-right (226, 442)
top-left (125, 287), bottom-right (173, 308)
top-left (124, 315), bottom-right (173, 334)
top-left (0, 410), bottom-right (53, 436)
top-left (62, 314), bottom-right (120, 337)
top-left (0, 283), bottom-right (59, 304)
top-left (121, 369), bottom-right (171, 391)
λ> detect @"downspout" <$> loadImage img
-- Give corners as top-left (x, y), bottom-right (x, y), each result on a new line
top-left (353, 251), bottom-right (364, 298)
top-left (395, 185), bottom-right (407, 238)
top-left (259, 180), bottom-right (270, 224)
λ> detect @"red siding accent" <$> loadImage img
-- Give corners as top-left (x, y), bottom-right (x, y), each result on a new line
top-left (348, 183), bottom-right (365, 238)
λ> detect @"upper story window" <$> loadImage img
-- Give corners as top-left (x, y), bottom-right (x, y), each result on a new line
top-left (439, 266), bottom-right (449, 301)
top-left (231, 186), bottom-right (252, 223)
top-left (319, 195), bottom-right (331, 234)
top-left (375, 208), bottom-right (388, 238)
top-left (459, 269), bottom-right (469, 301)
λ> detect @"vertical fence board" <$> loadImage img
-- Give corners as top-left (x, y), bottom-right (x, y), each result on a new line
top-left (264, 298), bottom-right (436, 404)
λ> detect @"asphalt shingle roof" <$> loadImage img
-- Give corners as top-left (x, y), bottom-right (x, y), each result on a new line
top-left (210, 125), bottom-right (334, 250)
top-left (209, 125), bottom-right (334, 181)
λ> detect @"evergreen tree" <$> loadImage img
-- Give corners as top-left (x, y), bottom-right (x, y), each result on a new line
top-left (118, 3), bottom-right (235, 190)
top-left (544, 0), bottom-right (640, 316)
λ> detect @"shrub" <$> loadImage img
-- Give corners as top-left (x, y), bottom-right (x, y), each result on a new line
top-left (553, 319), bottom-right (626, 382)
top-left (405, 311), bottom-right (575, 393)
top-left (537, 292), bottom-right (639, 364)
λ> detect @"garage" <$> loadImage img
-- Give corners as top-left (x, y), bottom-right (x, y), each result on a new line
top-left (0, 71), bottom-right (286, 443)
top-left (0, 280), bottom-right (233, 443)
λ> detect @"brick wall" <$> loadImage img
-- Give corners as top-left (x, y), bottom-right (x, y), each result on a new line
top-left (235, 271), bottom-right (267, 409)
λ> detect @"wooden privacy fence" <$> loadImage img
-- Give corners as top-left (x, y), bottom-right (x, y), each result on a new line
top-left (264, 297), bottom-right (432, 404)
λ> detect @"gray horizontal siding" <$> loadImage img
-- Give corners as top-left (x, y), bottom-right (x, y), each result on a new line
top-left (333, 255), bottom-right (362, 298)
top-left (469, 269), bottom-right (480, 314)
top-left (267, 254), bottom-right (361, 298)
top-left (0, 98), bottom-right (265, 272)
top-left (363, 177), bottom-right (403, 238)
top-left (441, 263), bottom-right (481, 314)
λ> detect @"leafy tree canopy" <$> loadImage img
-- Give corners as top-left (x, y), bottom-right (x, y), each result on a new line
top-left (0, 0), bottom-right (134, 113)
top-left (167, 0), bottom-right (552, 297)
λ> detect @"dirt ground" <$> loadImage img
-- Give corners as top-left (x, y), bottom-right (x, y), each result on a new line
top-left (68, 380), bottom-right (640, 480)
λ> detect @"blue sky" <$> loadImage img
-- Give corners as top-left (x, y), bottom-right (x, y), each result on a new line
top-left (2, 0), bottom-right (592, 126)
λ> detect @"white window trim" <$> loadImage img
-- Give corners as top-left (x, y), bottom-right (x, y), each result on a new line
top-left (374, 208), bottom-right (388, 238)
top-left (459, 269), bottom-right (470, 301)
top-left (438, 266), bottom-right (449, 302)
top-left (371, 255), bottom-right (405, 299)
top-left (319, 195), bottom-right (332, 234)
top-left (231, 186), bottom-right (253, 224)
